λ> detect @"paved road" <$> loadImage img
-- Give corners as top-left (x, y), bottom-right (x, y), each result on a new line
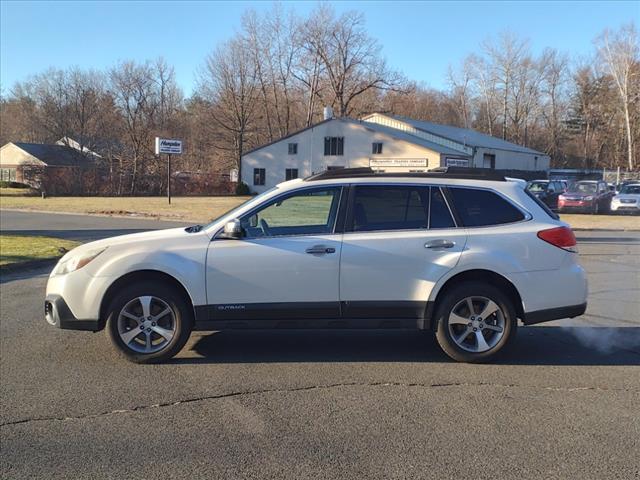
top-left (0, 209), bottom-right (187, 241)
top-left (1, 212), bottom-right (639, 479)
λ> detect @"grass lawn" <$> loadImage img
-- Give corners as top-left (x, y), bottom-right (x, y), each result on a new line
top-left (0, 190), bottom-right (250, 223)
top-left (0, 235), bottom-right (81, 267)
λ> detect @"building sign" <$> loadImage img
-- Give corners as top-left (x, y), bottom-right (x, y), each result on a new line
top-left (445, 158), bottom-right (469, 167)
top-left (155, 137), bottom-right (183, 155)
top-left (369, 158), bottom-right (427, 168)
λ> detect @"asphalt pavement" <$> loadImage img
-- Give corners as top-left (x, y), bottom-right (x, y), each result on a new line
top-left (1, 211), bottom-right (639, 479)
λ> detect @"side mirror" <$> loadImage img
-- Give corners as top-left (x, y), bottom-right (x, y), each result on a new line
top-left (219, 219), bottom-right (244, 240)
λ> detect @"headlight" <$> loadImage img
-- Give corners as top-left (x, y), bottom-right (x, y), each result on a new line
top-left (584, 196), bottom-right (594, 201)
top-left (52, 247), bottom-right (107, 276)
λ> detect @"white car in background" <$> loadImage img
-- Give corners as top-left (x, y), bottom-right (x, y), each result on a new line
top-left (45, 167), bottom-right (588, 364)
top-left (610, 183), bottom-right (640, 214)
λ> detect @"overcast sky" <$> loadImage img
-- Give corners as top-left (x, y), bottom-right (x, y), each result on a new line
top-left (1, 1), bottom-right (638, 96)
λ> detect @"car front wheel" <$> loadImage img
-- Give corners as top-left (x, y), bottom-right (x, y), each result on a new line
top-left (106, 282), bottom-right (193, 363)
top-left (434, 282), bottom-right (517, 363)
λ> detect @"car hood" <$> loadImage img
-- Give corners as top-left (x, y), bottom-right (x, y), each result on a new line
top-left (613, 194), bottom-right (640, 201)
top-left (59, 227), bottom-right (197, 260)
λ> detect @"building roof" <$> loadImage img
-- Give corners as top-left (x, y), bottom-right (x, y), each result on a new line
top-left (386, 114), bottom-right (545, 155)
top-left (243, 117), bottom-right (471, 158)
top-left (357, 119), bottom-right (470, 157)
top-left (12, 142), bottom-right (94, 167)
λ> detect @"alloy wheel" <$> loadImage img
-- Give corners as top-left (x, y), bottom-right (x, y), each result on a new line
top-left (447, 296), bottom-right (506, 353)
top-left (117, 296), bottom-right (176, 354)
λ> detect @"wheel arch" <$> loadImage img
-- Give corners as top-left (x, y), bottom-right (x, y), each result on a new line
top-left (426, 269), bottom-right (525, 330)
top-left (98, 270), bottom-right (195, 330)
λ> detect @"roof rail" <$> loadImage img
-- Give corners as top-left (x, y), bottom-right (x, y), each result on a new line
top-left (304, 166), bottom-right (506, 182)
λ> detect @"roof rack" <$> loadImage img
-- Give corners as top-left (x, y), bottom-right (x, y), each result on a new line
top-left (304, 166), bottom-right (506, 182)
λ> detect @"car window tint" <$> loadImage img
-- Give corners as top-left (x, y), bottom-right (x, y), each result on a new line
top-left (429, 187), bottom-right (456, 229)
top-left (241, 187), bottom-right (341, 237)
top-left (449, 187), bottom-right (525, 227)
top-left (351, 186), bottom-right (428, 232)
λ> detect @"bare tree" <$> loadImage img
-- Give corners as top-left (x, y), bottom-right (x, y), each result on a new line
top-left (595, 23), bottom-right (639, 170)
top-left (447, 60), bottom-right (473, 128)
top-left (198, 38), bottom-right (258, 183)
top-left (482, 32), bottom-right (529, 140)
top-left (539, 48), bottom-right (569, 162)
top-left (303, 5), bottom-right (403, 117)
top-left (109, 61), bottom-right (158, 194)
top-left (466, 54), bottom-right (499, 136)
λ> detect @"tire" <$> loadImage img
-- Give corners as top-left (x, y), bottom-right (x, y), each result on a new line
top-left (106, 281), bottom-right (193, 364)
top-left (434, 282), bottom-right (517, 363)
top-left (592, 202), bottom-right (599, 215)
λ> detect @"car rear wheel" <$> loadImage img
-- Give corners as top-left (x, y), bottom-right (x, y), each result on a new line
top-left (106, 282), bottom-right (193, 363)
top-left (434, 282), bottom-right (517, 363)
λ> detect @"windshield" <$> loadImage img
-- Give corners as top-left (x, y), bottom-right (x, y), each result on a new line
top-left (527, 182), bottom-right (548, 192)
top-left (572, 182), bottom-right (597, 194)
top-left (620, 184), bottom-right (640, 195)
top-left (205, 187), bottom-right (278, 229)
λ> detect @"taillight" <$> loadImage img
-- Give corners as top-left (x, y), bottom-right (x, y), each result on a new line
top-left (537, 226), bottom-right (578, 252)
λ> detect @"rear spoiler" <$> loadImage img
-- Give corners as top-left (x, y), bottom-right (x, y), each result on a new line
top-left (505, 177), bottom-right (527, 188)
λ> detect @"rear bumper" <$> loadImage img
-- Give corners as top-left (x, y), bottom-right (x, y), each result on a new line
top-left (45, 295), bottom-right (100, 331)
top-left (522, 302), bottom-right (587, 325)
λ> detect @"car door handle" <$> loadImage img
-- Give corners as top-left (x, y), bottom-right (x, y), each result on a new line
top-left (305, 245), bottom-right (336, 255)
top-left (425, 239), bottom-right (456, 249)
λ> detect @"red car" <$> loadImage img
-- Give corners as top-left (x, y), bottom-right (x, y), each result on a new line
top-left (558, 180), bottom-right (614, 214)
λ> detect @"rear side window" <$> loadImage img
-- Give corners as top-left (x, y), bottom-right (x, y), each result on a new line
top-left (449, 187), bottom-right (525, 227)
top-left (524, 189), bottom-right (559, 220)
top-left (351, 186), bottom-right (428, 232)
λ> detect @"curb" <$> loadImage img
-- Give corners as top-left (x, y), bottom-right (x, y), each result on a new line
top-left (0, 258), bottom-right (59, 275)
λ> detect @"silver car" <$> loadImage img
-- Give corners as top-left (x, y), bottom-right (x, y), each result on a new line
top-left (610, 183), bottom-right (640, 214)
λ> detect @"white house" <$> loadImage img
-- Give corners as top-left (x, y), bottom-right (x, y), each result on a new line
top-left (241, 111), bottom-right (550, 193)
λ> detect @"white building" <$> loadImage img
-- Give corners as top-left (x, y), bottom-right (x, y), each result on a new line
top-left (241, 112), bottom-right (550, 193)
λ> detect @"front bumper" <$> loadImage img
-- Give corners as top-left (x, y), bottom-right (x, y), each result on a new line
top-left (610, 202), bottom-right (639, 213)
top-left (558, 202), bottom-right (594, 213)
top-left (45, 295), bottom-right (100, 331)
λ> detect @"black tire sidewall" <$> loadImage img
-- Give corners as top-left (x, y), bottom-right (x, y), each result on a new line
top-left (434, 282), bottom-right (517, 363)
top-left (106, 282), bottom-right (193, 363)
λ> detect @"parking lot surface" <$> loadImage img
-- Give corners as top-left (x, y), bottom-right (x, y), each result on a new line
top-left (1, 213), bottom-right (639, 479)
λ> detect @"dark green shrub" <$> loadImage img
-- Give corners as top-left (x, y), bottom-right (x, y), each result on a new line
top-left (235, 182), bottom-right (251, 195)
top-left (0, 181), bottom-right (30, 189)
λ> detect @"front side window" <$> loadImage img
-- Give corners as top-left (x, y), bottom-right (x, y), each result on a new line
top-left (288, 143), bottom-right (298, 155)
top-left (241, 187), bottom-right (341, 238)
top-left (350, 186), bottom-right (429, 232)
top-left (324, 137), bottom-right (344, 156)
top-left (449, 187), bottom-right (525, 227)
top-left (253, 168), bottom-right (265, 186)
top-left (285, 168), bottom-right (298, 181)
top-left (372, 142), bottom-right (383, 155)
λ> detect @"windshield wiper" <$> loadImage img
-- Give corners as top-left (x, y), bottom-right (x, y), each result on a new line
top-left (185, 224), bottom-right (203, 233)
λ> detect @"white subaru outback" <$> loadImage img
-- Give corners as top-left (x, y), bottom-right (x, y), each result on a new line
top-left (45, 167), bottom-right (588, 363)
